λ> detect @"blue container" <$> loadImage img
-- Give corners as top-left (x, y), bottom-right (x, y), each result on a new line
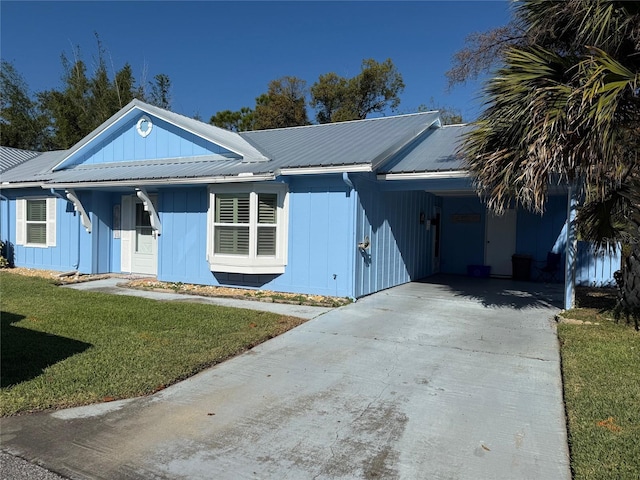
top-left (467, 265), bottom-right (491, 278)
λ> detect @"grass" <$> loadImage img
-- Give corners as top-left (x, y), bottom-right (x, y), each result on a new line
top-left (0, 272), bottom-right (306, 416)
top-left (558, 287), bottom-right (640, 479)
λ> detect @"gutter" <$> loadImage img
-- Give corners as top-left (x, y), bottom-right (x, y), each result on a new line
top-left (377, 170), bottom-right (470, 181)
top-left (277, 164), bottom-right (372, 176)
top-left (42, 173), bottom-right (276, 189)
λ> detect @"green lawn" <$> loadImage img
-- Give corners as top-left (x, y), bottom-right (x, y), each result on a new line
top-left (0, 272), bottom-right (306, 416)
top-left (559, 289), bottom-right (640, 479)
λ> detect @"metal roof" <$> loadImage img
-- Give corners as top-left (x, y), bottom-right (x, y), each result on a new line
top-left (0, 146), bottom-right (41, 174)
top-left (379, 124), bottom-right (473, 174)
top-left (1, 150), bottom-right (68, 184)
top-left (240, 112), bottom-right (441, 170)
top-left (1, 105), bottom-right (472, 187)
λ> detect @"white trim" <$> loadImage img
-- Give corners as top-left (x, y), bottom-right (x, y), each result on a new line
top-left (15, 196), bottom-right (56, 247)
top-left (1, 182), bottom-right (48, 189)
top-left (377, 171), bottom-right (470, 181)
top-left (46, 197), bottom-right (57, 247)
top-left (135, 187), bottom-right (161, 235)
top-left (136, 115), bottom-right (153, 138)
top-left (207, 183), bottom-right (289, 275)
top-left (65, 189), bottom-right (92, 233)
top-left (43, 173), bottom-right (275, 189)
top-left (278, 164), bottom-right (372, 176)
top-left (15, 198), bottom-right (25, 245)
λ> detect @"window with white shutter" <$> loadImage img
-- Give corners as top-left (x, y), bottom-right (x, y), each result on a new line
top-left (16, 197), bottom-right (57, 247)
top-left (207, 185), bottom-right (288, 274)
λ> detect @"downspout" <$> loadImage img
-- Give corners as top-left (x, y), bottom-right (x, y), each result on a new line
top-left (342, 172), bottom-right (354, 196)
top-left (342, 173), bottom-right (357, 299)
top-left (0, 192), bottom-right (10, 266)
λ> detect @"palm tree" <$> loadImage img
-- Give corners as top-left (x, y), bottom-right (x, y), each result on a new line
top-left (460, 0), bottom-right (640, 328)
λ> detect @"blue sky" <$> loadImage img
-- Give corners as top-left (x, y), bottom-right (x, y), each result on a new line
top-left (1, 1), bottom-right (512, 123)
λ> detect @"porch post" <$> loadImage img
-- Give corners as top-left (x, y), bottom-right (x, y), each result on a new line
top-left (564, 187), bottom-right (578, 310)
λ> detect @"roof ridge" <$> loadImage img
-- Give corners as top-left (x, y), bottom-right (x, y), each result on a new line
top-left (240, 111), bottom-right (442, 134)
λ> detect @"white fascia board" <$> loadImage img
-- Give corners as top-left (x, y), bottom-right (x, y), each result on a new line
top-left (378, 170), bottom-right (470, 181)
top-left (0, 182), bottom-right (48, 189)
top-left (278, 164), bottom-right (372, 176)
top-left (42, 173), bottom-right (275, 189)
top-left (52, 104), bottom-right (140, 172)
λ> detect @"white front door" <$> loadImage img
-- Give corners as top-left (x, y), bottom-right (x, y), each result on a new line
top-left (485, 208), bottom-right (517, 277)
top-left (121, 195), bottom-right (158, 275)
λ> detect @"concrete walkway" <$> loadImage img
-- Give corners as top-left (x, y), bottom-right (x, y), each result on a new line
top-left (62, 277), bottom-right (334, 319)
top-left (0, 276), bottom-right (571, 479)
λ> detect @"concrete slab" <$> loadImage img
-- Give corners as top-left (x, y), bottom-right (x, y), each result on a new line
top-left (0, 276), bottom-right (570, 479)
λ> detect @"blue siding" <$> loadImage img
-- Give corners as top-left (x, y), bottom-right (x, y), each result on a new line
top-left (7, 190), bottom-right (80, 272)
top-left (157, 176), bottom-right (354, 297)
top-left (354, 176), bottom-right (435, 297)
top-left (158, 187), bottom-right (211, 282)
top-left (576, 241), bottom-right (621, 287)
top-left (68, 115), bottom-right (235, 167)
top-left (440, 196), bottom-right (486, 275)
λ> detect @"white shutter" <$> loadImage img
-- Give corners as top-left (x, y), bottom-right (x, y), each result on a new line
top-left (121, 195), bottom-right (133, 272)
top-left (16, 199), bottom-right (26, 245)
top-left (46, 198), bottom-right (57, 247)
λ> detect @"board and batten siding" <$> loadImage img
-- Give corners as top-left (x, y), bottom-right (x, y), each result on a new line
top-left (439, 196), bottom-right (486, 275)
top-left (576, 241), bottom-right (621, 287)
top-left (67, 115), bottom-right (234, 167)
top-left (157, 176), bottom-right (355, 298)
top-left (354, 177), bottom-right (436, 298)
top-left (9, 191), bottom-right (80, 272)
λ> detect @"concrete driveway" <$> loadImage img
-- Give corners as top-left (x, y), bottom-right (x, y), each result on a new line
top-left (0, 276), bottom-right (570, 479)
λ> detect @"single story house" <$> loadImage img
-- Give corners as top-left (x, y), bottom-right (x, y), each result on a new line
top-left (0, 100), bottom-right (619, 308)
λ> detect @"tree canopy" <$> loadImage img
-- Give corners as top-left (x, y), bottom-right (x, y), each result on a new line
top-left (210, 58), bottom-right (406, 131)
top-left (310, 58), bottom-right (405, 123)
top-left (1, 37), bottom-right (171, 150)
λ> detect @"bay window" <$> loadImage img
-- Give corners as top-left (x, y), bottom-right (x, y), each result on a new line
top-left (207, 184), bottom-right (288, 274)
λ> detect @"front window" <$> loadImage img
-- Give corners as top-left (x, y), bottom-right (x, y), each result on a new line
top-left (26, 199), bottom-right (47, 245)
top-left (207, 185), bottom-right (288, 274)
top-left (16, 197), bottom-right (56, 248)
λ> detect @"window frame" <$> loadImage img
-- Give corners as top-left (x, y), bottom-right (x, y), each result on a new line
top-left (207, 183), bottom-right (288, 274)
top-left (16, 197), bottom-right (57, 248)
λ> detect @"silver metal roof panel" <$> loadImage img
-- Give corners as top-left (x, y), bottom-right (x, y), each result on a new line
top-left (0, 146), bottom-right (41, 173)
top-left (1, 150), bottom-right (68, 184)
top-left (240, 112), bottom-right (441, 169)
top-left (380, 124), bottom-right (473, 174)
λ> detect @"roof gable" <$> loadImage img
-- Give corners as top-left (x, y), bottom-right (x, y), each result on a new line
top-left (53, 100), bottom-right (269, 172)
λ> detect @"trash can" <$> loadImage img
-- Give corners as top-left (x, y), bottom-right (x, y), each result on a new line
top-left (511, 254), bottom-right (533, 281)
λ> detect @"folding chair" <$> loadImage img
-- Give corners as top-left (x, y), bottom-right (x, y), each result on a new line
top-left (536, 252), bottom-right (562, 282)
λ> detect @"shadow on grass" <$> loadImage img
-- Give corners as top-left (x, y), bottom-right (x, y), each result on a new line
top-left (1, 312), bottom-right (92, 388)
top-left (416, 274), bottom-right (565, 310)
